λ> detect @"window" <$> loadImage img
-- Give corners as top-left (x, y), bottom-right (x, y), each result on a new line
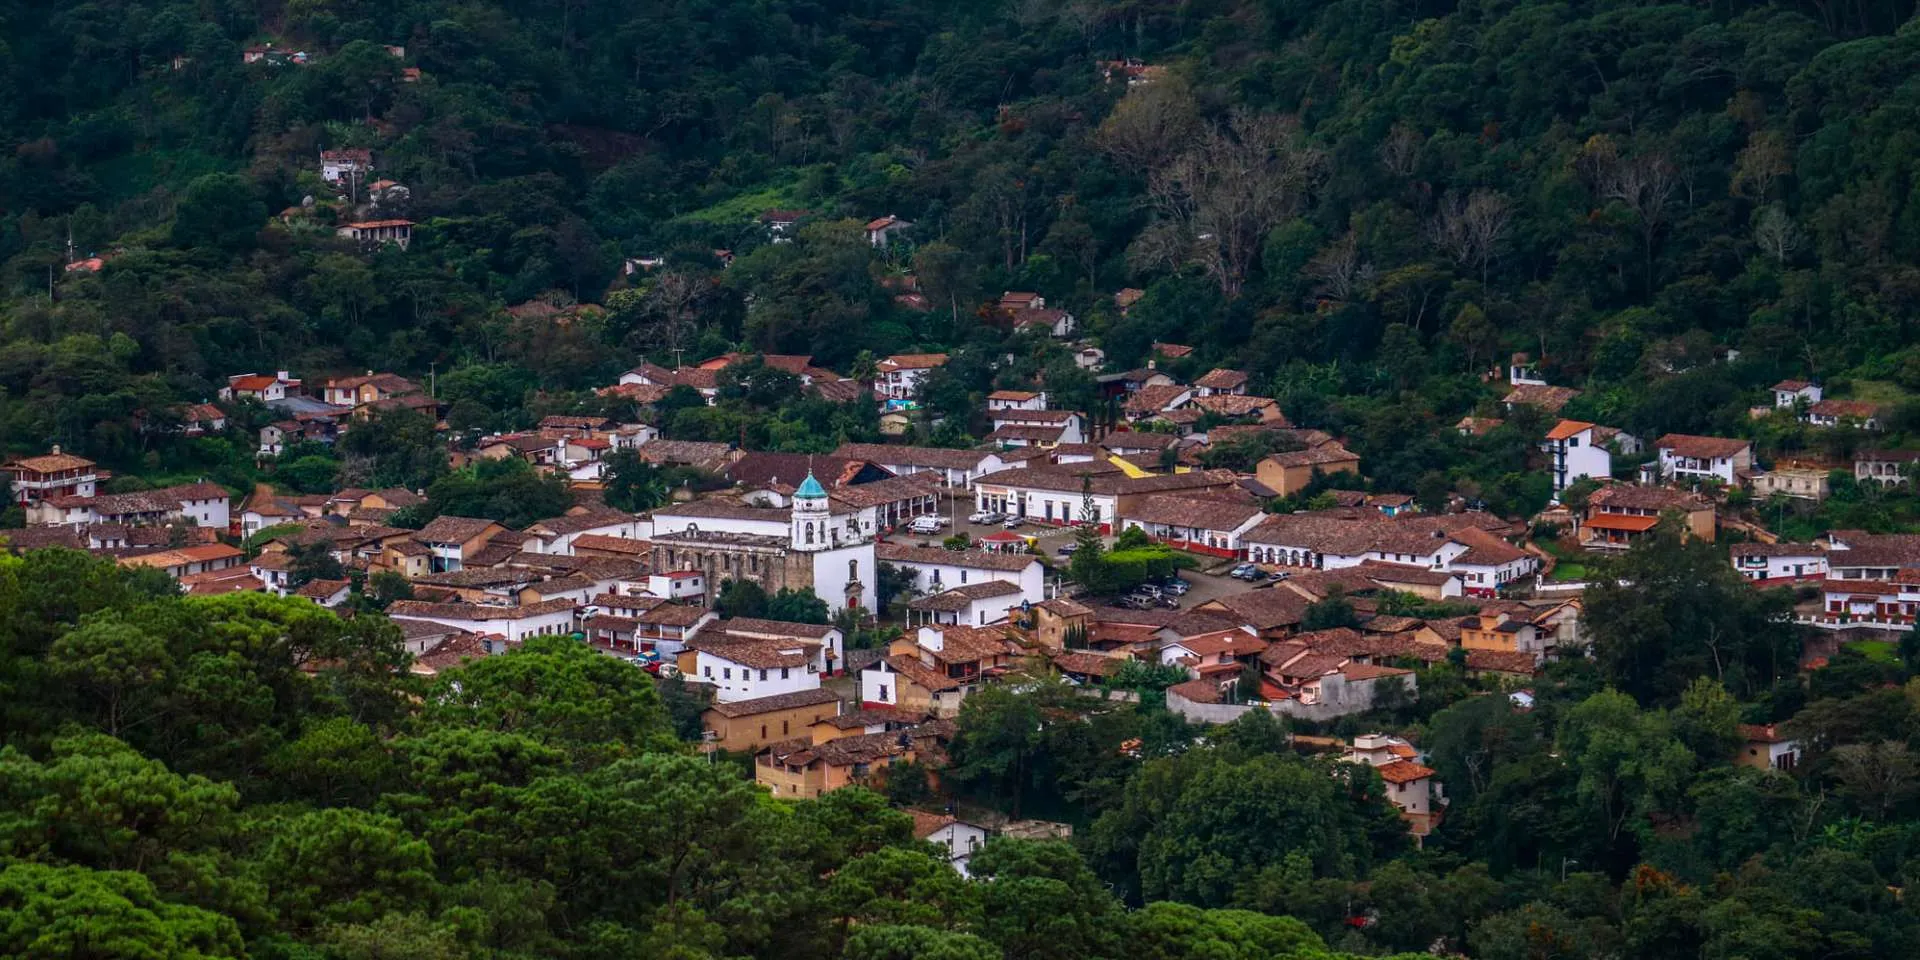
top-left (723, 667), bottom-right (732, 680)
top-left (781, 667), bottom-right (790, 679)
top-left (760, 724), bottom-right (767, 739)
top-left (760, 669), bottom-right (768, 681)
top-left (849, 558), bottom-right (859, 581)
top-left (960, 570), bottom-right (968, 584)
top-left (782, 720), bottom-right (789, 734)
top-left (805, 523), bottom-right (814, 545)
top-left (878, 684), bottom-right (889, 700)
top-left (704, 666), bottom-right (712, 678)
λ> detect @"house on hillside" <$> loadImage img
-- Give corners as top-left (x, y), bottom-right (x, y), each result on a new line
top-left (336, 219), bottom-right (413, 250)
top-left (866, 215), bottom-right (912, 247)
top-left (320, 149), bottom-right (372, 184)
top-left (1803, 399), bottom-right (1883, 430)
top-left (1541, 420), bottom-right (1613, 496)
top-left (1580, 484), bottom-right (1714, 550)
top-left (5, 448), bottom-right (100, 506)
top-left (221, 371), bottom-right (301, 402)
top-left (874, 353), bottom-right (948, 402)
top-left (1772, 380), bottom-right (1821, 409)
top-left (1652, 434), bottom-right (1752, 486)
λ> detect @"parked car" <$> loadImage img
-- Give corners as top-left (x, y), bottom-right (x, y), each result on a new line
top-left (1160, 577), bottom-right (1190, 594)
top-left (1057, 542), bottom-right (1079, 556)
top-left (1266, 570), bottom-right (1289, 582)
top-left (908, 515), bottom-right (943, 534)
top-left (968, 510), bottom-right (999, 524)
top-left (1155, 595), bottom-right (1181, 609)
top-left (1002, 517), bottom-right (1025, 529)
top-left (1230, 563), bottom-right (1259, 580)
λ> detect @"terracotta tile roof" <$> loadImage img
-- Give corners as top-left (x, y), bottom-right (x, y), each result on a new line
top-left (1340, 663), bottom-right (1414, 682)
top-left (878, 353), bottom-right (949, 371)
top-left (987, 425), bottom-right (1068, 443)
top-left (1201, 589), bottom-right (1311, 631)
top-left (974, 466), bottom-right (1237, 498)
top-left (1262, 442), bottom-right (1360, 469)
top-left (8, 451), bottom-right (96, 472)
top-left (1124, 384), bottom-right (1190, 416)
top-left (1503, 383), bottom-right (1581, 412)
top-left (1194, 369), bottom-right (1250, 390)
top-left (386, 598), bottom-right (578, 621)
top-left (923, 625), bottom-right (1020, 664)
top-left (1035, 598), bottom-right (1093, 617)
top-left (705, 687), bottom-right (841, 718)
top-left (1189, 394), bottom-right (1282, 418)
top-left (1101, 431), bottom-right (1180, 452)
top-left (881, 653), bottom-right (966, 692)
top-left (875, 543), bottom-right (1041, 572)
top-left (710, 617), bottom-right (838, 641)
top-left (1737, 723), bottom-right (1792, 744)
top-left (571, 534), bottom-right (652, 556)
top-left (1173, 628), bottom-right (1269, 658)
top-left (1655, 433), bottom-right (1750, 459)
top-left (637, 603), bottom-right (711, 626)
top-left (654, 498), bottom-right (789, 524)
top-left (908, 580), bottom-right (1024, 611)
top-left (1810, 399), bottom-right (1882, 420)
top-left (1168, 678), bottom-right (1225, 702)
top-left (830, 474), bottom-right (941, 509)
top-left (833, 442), bottom-right (997, 472)
top-left (414, 515), bottom-right (500, 544)
top-left (1545, 419), bottom-right (1596, 441)
top-left (1152, 342), bottom-right (1194, 358)
top-left (1374, 759), bottom-right (1435, 783)
top-left (1463, 649), bottom-right (1538, 675)
top-left (294, 578), bottom-right (351, 599)
top-left (1587, 484), bottom-right (1710, 512)
top-left (1828, 534), bottom-right (1920, 567)
top-left (1049, 651), bottom-right (1120, 677)
top-left (1124, 494), bottom-right (1265, 532)
top-left (177, 568), bottom-right (264, 595)
top-left (992, 409), bottom-right (1082, 425)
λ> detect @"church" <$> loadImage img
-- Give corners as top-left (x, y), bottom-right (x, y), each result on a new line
top-left (647, 473), bottom-right (876, 612)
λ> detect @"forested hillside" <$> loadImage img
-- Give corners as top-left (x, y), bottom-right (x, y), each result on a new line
top-left (8, 1), bottom-right (1920, 489)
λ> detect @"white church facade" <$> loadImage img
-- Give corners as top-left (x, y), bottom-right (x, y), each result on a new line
top-left (648, 473), bottom-right (876, 612)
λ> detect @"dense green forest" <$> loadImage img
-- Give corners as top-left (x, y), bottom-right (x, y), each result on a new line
top-left (10, 0), bottom-right (1920, 513)
top-left (5, 511), bottom-right (1920, 958)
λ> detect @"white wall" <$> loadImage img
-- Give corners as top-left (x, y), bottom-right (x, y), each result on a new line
top-left (181, 496), bottom-right (231, 529)
top-left (861, 661), bottom-right (900, 707)
top-left (388, 608), bottom-right (577, 642)
top-left (891, 558), bottom-right (1044, 604)
top-left (812, 542), bottom-right (877, 612)
top-left (1732, 552), bottom-right (1828, 581)
top-left (696, 651), bottom-right (820, 703)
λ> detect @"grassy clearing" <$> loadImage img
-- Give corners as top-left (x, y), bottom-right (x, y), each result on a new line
top-left (1850, 639), bottom-right (1901, 663)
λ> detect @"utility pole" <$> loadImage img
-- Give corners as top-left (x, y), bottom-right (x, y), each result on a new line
top-left (428, 360), bottom-right (437, 398)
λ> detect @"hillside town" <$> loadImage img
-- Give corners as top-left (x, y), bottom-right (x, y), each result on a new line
top-left (9, 333), bottom-right (1895, 846)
